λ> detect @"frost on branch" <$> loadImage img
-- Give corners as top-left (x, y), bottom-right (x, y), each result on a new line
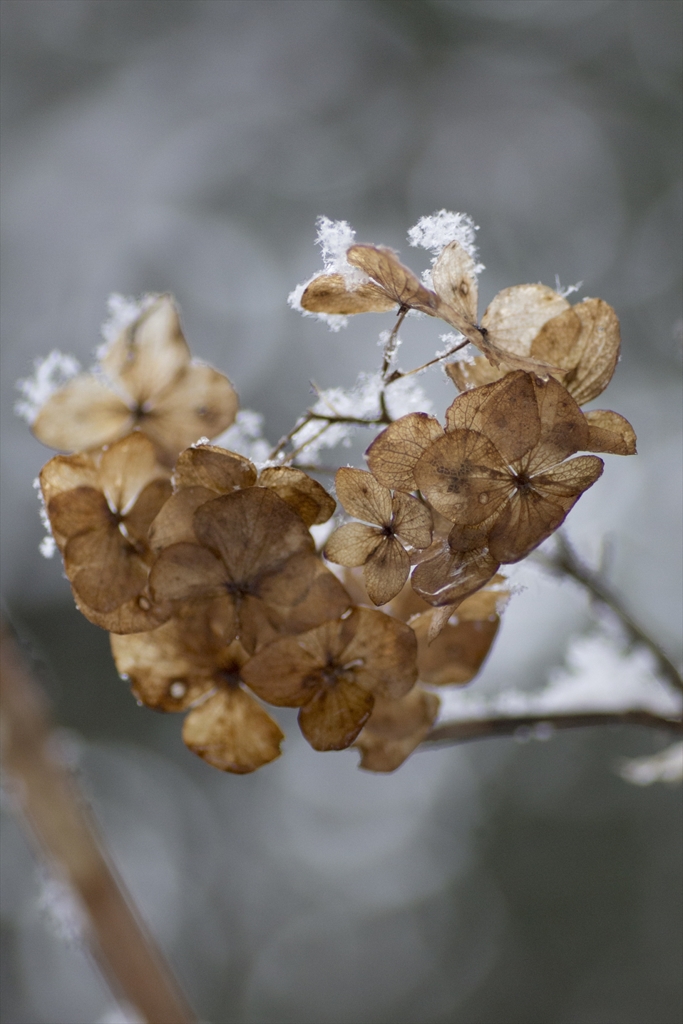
top-left (619, 742), bottom-right (683, 786)
top-left (214, 409), bottom-right (272, 467)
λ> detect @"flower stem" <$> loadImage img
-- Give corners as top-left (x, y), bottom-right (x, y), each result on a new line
top-left (424, 709), bottom-right (682, 745)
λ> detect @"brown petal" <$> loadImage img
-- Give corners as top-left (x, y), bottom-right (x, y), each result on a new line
top-left (193, 488), bottom-right (313, 585)
top-left (47, 487), bottom-right (113, 544)
top-left (301, 274), bottom-right (397, 315)
top-left (98, 432), bottom-right (167, 514)
top-left (32, 375), bottom-right (133, 452)
top-left (255, 553), bottom-right (351, 634)
top-left (124, 479), bottom-right (173, 549)
top-left (346, 245), bottom-right (437, 311)
top-left (335, 467), bottom-right (392, 525)
top-left (482, 284), bottom-right (570, 357)
top-left (148, 486), bottom-right (217, 552)
top-left (143, 364), bottom-right (239, 461)
top-left (366, 413), bottom-right (445, 492)
top-left (583, 409), bottom-right (637, 455)
top-left (411, 613), bottom-right (499, 686)
top-left (74, 590), bottom-right (172, 634)
top-left (534, 454), bottom-right (604, 497)
top-left (456, 581), bottom-right (509, 621)
top-left (66, 527), bottom-right (149, 611)
top-left (431, 240), bottom-right (479, 324)
top-left (340, 606), bottom-right (417, 699)
top-left (356, 689), bottom-right (440, 772)
top-left (150, 542), bottom-right (230, 602)
top-left (174, 444), bottom-right (256, 493)
top-left (258, 466), bottom-right (336, 526)
top-left (529, 305), bottom-right (584, 371)
top-left (564, 298), bottom-right (621, 406)
top-left (411, 543), bottom-right (500, 607)
top-left (525, 376), bottom-right (589, 473)
top-left (39, 451), bottom-right (100, 506)
top-left (444, 356), bottom-right (504, 392)
top-left (391, 492), bottom-right (433, 549)
top-left (298, 678), bottom-right (374, 751)
top-left (182, 688), bottom-right (284, 773)
top-left (445, 371), bottom-right (541, 464)
top-left (241, 633), bottom-right (324, 707)
top-left (110, 618), bottom-right (216, 712)
top-left (363, 537), bottom-right (410, 606)
top-left (100, 295), bottom-right (190, 404)
top-left (413, 429), bottom-right (511, 524)
top-left (325, 522), bottom-right (383, 567)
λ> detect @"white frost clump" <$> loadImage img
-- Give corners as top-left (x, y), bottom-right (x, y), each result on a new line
top-left (554, 275), bottom-right (583, 300)
top-left (36, 874), bottom-right (87, 946)
top-left (97, 292), bottom-right (158, 353)
top-left (619, 742), bottom-right (683, 786)
top-left (15, 351), bottom-right (81, 424)
top-left (384, 375), bottom-right (432, 418)
top-left (33, 477), bottom-right (56, 558)
top-left (288, 216), bottom-right (368, 332)
top-left (437, 632), bottom-right (682, 726)
top-left (213, 410), bottom-right (272, 467)
top-left (290, 373), bottom-right (383, 463)
top-left (408, 209), bottom-right (482, 264)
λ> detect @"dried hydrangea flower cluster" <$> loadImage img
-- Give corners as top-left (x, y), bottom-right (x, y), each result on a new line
top-left (25, 214), bottom-right (636, 775)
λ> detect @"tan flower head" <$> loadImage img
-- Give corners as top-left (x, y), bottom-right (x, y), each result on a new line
top-left (241, 607), bottom-right (418, 751)
top-left (354, 687), bottom-right (440, 773)
top-left (40, 433), bottom-right (172, 632)
top-left (111, 602), bottom-right (283, 773)
top-left (324, 468), bottom-right (432, 605)
top-left (31, 296), bottom-right (238, 464)
top-left (149, 487), bottom-right (350, 652)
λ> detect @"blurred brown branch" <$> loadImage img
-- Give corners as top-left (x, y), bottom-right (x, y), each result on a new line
top-left (425, 709), bottom-right (683, 746)
top-left (0, 618), bottom-right (196, 1024)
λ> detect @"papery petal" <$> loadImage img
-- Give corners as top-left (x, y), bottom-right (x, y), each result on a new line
top-left (481, 284), bottom-right (570, 356)
top-left (241, 634), bottom-right (323, 706)
top-left (148, 486), bottom-right (217, 552)
top-left (298, 679), bottom-right (374, 751)
top-left (391, 492), bottom-right (433, 548)
top-left (40, 451), bottom-right (100, 505)
top-left (182, 688), bottom-right (283, 773)
top-left (534, 454), bottom-right (604, 497)
top-left (445, 371), bottom-right (541, 464)
top-left (363, 537), bottom-right (410, 606)
top-left (524, 376), bottom-right (588, 473)
top-left (340, 606), bottom-right (417, 699)
top-left (414, 429), bottom-right (511, 524)
top-left (325, 522), bottom-right (382, 567)
top-left (411, 612), bottom-right (499, 685)
top-left (100, 295), bottom-right (189, 404)
top-left (583, 409), bottom-right (637, 455)
top-left (529, 305), bottom-right (584, 372)
top-left (562, 298), bottom-right (621, 406)
top-left (74, 590), bottom-right (171, 634)
top-left (258, 466), bottom-right (336, 526)
top-left (347, 245), bottom-right (438, 311)
top-left (124, 479), bottom-right (173, 548)
top-left (411, 543), bottom-right (500, 607)
top-left (366, 413), bottom-right (445, 492)
top-left (174, 444), bottom-right (257, 493)
top-left (99, 432), bottom-right (166, 514)
top-left (301, 274), bottom-right (397, 314)
top-left (444, 355), bottom-right (505, 392)
top-left (32, 375), bottom-right (133, 452)
top-left (144, 364), bottom-right (238, 461)
top-left (65, 527), bottom-right (149, 611)
top-left (431, 240), bottom-right (479, 323)
top-left (335, 467), bottom-right (392, 525)
top-left (356, 688), bottom-right (440, 772)
top-left (193, 488), bottom-right (313, 585)
top-left (150, 542), bottom-right (230, 602)
top-left (47, 487), bottom-right (113, 544)
top-left (255, 553), bottom-right (351, 634)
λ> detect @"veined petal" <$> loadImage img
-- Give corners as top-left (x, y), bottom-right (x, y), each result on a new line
top-left (355, 688), bottom-right (440, 772)
top-left (150, 542), bottom-right (230, 601)
top-left (144, 364), bottom-right (238, 461)
top-left (301, 274), bottom-right (397, 315)
top-left (445, 371), bottom-right (541, 464)
top-left (431, 240), bottom-right (479, 324)
top-left (174, 444), bottom-right (257, 493)
top-left (392, 492), bottom-right (433, 549)
top-left (363, 537), bottom-right (410, 606)
top-left (298, 679), bottom-right (374, 751)
top-left (340, 606), bottom-right (417, 699)
top-left (583, 409), bottom-right (636, 455)
top-left (259, 466), bottom-right (336, 526)
top-left (414, 429), bottom-right (511, 524)
top-left (32, 375), bottom-right (133, 452)
top-left (325, 522), bottom-right (383, 567)
top-left (335, 467), bottom-right (392, 524)
top-left (99, 432), bottom-right (167, 514)
top-left (482, 284), bottom-right (570, 356)
top-left (182, 688), bottom-right (284, 773)
top-left (366, 413), bottom-right (445, 492)
top-left (411, 543), bottom-right (500, 607)
top-left (346, 245), bottom-right (437, 312)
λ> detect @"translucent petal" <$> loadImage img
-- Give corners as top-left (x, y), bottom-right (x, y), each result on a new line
top-left (356, 688), bottom-right (440, 772)
top-left (47, 487), bottom-right (113, 544)
top-left (259, 466), bottom-right (336, 526)
top-left (174, 445), bottom-right (256, 493)
top-left (123, 479), bottom-right (173, 549)
top-left (335, 467), bottom-right (393, 524)
top-left (340, 606), bottom-right (417, 699)
top-left (391, 492), bottom-right (433, 549)
top-left (182, 688), bottom-right (283, 773)
top-left (445, 371), bottom-right (541, 464)
top-left (325, 522), bottom-right (383, 567)
top-left (366, 413), bottom-right (444, 492)
top-left (148, 486), bottom-right (217, 552)
top-left (150, 542), bottom-right (230, 602)
top-left (32, 375), bottom-right (133, 452)
top-left (413, 429), bottom-right (511, 524)
top-left (363, 537), bottom-right (410, 606)
top-left (346, 245), bottom-right (437, 311)
top-left (524, 376), bottom-right (588, 474)
top-left (411, 613), bottom-right (499, 686)
top-left (65, 528), bottom-right (149, 611)
top-left (301, 274), bottom-right (397, 314)
top-left (563, 298), bottom-right (621, 406)
top-left (583, 409), bottom-right (637, 455)
top-left (431, 240), bottom-right (479, 324)
top-left (298, 679), bottom-right (374, 751)
top-left (411, 543), bottom-right (500, 607)
top-left (39, 451), bottom-right (100, 506)
top-left (143, 364), bottom-right (238, 462)
top-left (98, 432), bottom-right (166, 514)
top-left (481, 284), bottom-right (570, 356)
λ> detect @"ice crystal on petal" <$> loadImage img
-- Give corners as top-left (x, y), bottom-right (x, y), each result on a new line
top-left (15, 351), bottom-right (81, 424)
top-left (316, 215), bottom-right (364, 282)
top-left (408, 209), bottom-right (483, 269)
top-left (97, 292), bottom-right (158, 353)
top-left (554, 275), bottom-right (583, 300)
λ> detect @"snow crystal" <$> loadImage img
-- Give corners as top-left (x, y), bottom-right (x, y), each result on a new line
top-left (33, 477), bottom-right (56, 557)
top-left (39, 536), bottom-right (57, 559)
top-left (437, 632), bottom-right (682, 725)
top-left (214, 409), bottom-right (272, 466)
top-left (554, 275), bottom-right (583, 299)
top-left (408, 209), bottom-right (482, 265)
top-left (97, 292), bottom-right (157, 353)
top-left (619, 742), bottom-right (683, 786)
top-left (384, 375), bottom-right (432, 417)
top-left (315, 215), bottom-right (365, 285)
top-left (15, 351), bottom-right (81, 424)
top-left (37, 874), bottom-right (87, 946)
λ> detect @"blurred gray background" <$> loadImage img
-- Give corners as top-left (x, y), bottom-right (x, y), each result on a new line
top-left (1, 2), bottom-right (681, 1022)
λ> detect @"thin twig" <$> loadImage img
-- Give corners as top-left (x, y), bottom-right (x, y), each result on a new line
top-left (384, 338), bottom-right (470, 384)
top-left (0, 619), bottom-right (197, 1024)
top-left (424, 709), bottom-right (683, 746)
top-left (536, 533), bottom-right (683, 695)
top-left (381, 305), bottom-right (409, 381)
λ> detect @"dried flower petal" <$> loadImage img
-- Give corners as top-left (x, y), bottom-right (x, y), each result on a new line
top-left (355, 688), bottom-right (440, 772)
top-left (391, 492), bottom-right (433, 549)
top-left (411, 543), bottom-right (501, 607)
top-left (297, 679), bottom-right (375, 751)
top-left (301, 274), bottom-right (397, 315)
top-left (362, 536), bottom-right (411, 605)
top-left (366, 413), bottom-right (444, 492)
top-left (445, 371), bottom-right (541, 464)
top-left (150, 542), bottom-right (231, 602)
top-left (544, 298), bottom-right (620, 406)
top-left (174, 445), bottom-right (257, 493)
top-left (182, 688), bottom-right (284, 772)
top-left (481, 284), bottom-right (570, 357)
top-left (336, 467), bottom-right (393, 524)
top-left (410, 610), bottom-right (499, 685)
top-left (431, 240), bottom-right (479, 323)
top-left (258, 466), bottom-right (336, 526)
top-left (414, 429), bottom-right (510, 524)
top-left (148, 486), bottom-right (217, 552)
top-left (346, 245), bottom-right (437, 311)
top-left (583, 409), bottom-right (637, 455)
top-left (325, 522), bottom-right (383, 567)
top-left (32, 376), bottom-right (133, 452)
top-left (142, 364), bottom-right (238, 461)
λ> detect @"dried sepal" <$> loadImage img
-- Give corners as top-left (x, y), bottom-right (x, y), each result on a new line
top-left (355, 688), bottom-right (440, 773)
top-left (258, 466), bottom-right (336, 526)
top-left (301, 274), bottom-right (397, 315)
top-left (174, 445), bottom-right (257, 493)
top-left (32, 376), bottom-right (134, 453)
top-left (431, 240), bottom-right (479, 323)
top-left (583, 409), bottom-right (637, 455)
top-left (411, 543), bottom-right (501, 607)
top-left (182, 688), bottom-right (284, 774)
top-left (366, 413), bottom-right (444, 492)
top-left (409, 609), bottom-right (499, 685)
top-left (148, 486), bottom-right (218, 552)
top-left (346, 245), bottom-right (437, 312)
top-left (481, 284), bottom-right (570, 359)
top-left (532, 298), bottom-right (620, 406)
